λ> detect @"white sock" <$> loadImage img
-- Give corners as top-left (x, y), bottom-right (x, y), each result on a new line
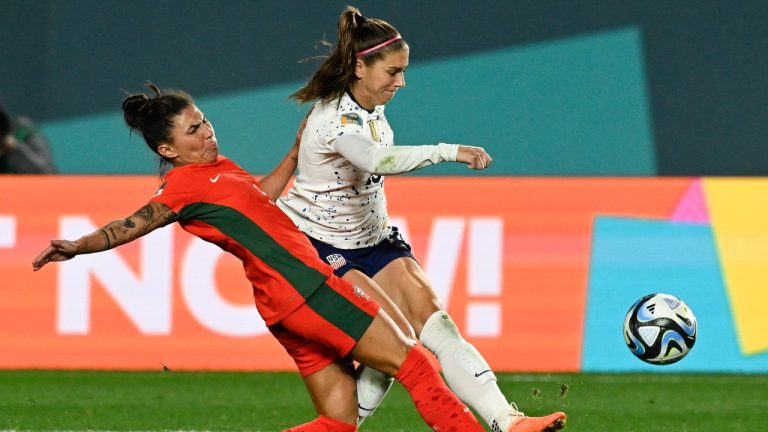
top-left (355, 365), bottom-right (394, 425)
top-left (420, 311), bottom-right (513, 431)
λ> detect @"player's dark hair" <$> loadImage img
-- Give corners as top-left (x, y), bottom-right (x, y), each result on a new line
top-left (290, 6), bottom-right (407, 105)
top-left (122, 82), bottom-right (194, 174)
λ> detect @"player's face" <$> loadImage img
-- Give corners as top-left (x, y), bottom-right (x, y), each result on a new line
top-left (353, 47), bottom-right (409, 110)
top-left (159, 104), bottom-right (219, 167)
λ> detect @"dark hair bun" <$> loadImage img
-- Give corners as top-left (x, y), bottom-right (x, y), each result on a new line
top-left (122, 83), bottom-right (164, 132)
top-left (122, 94), bottom-right (150, 130)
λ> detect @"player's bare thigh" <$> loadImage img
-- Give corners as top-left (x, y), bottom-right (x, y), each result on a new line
top-left (372, 256), bottom-right (442, 336)
top-left (351, 309), bottom-right (414, 375)
top-left (343, 269), bottom-right (416, 340)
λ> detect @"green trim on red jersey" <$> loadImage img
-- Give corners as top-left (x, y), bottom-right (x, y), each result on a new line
top-left (306, 283), bottom-right (374, 342)
top-left (177, 202), bottom-right (326, 300)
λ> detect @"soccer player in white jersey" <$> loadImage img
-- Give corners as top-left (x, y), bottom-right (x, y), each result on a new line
top-left (278, 6), bottom-right (566, 432)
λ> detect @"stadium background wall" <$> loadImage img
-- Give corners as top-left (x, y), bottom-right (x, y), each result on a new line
top-left (2, 176), bottom-right (768, 372)
top-left (2, 0), bottom-right (768, 175)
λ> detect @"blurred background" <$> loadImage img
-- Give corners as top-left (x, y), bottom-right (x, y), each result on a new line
top-left (2, 1), bottom-right (768, 375)
top-left (2, 0), bottom-right (767, 175)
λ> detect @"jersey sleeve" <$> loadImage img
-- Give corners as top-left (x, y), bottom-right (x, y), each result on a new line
top-left (331, 133), bottom-right (459, 175)
top-left (148, 172), bottom-right (190, 215)
top-left (315, 108), bottom-right (368, 151)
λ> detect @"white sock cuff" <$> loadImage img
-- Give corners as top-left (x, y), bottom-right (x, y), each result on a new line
top-left (422, 310), bottom-right (446, 333)
top-left (419, 311), bottom-right (461, 354)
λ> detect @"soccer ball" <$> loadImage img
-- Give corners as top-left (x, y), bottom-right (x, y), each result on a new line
top-left (623, 293), bottom-right (697, 365)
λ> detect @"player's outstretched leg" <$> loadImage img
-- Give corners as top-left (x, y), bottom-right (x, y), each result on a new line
top-left (419, 311), bottom-right (567, 431)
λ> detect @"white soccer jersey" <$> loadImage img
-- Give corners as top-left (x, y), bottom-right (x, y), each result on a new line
top-left (278, 91), bottom-right (458, 249)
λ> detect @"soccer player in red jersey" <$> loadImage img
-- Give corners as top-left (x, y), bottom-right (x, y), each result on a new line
top-left (32, 83), bottom-right (485, 432)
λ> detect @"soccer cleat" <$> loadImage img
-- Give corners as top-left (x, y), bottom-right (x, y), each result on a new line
top-left (506, 411), bottom-right (567, 432)
top-left (490, 404), bottom-right (566, 432)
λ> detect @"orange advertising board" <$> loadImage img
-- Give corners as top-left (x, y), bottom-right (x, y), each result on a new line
top-left (0, 176), bottom-right (690, 371)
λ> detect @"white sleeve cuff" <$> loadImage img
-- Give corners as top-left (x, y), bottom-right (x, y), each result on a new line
top-left (437, 143), bottom-right (460, 162)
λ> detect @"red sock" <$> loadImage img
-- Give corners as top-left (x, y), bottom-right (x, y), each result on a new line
top-left (283, 415), bottom-right (357, 432)
top-left (394, 345), bottom-right (484, 432)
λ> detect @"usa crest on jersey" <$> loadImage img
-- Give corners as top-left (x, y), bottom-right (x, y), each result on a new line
top-left (325, 253), bottom-right (347, 270)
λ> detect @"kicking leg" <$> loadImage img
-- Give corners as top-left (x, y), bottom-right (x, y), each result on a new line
top-left (374, 257), bottom-right (566, 431)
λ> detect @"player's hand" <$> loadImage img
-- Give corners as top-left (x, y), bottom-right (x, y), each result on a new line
top-left (456, 145), bottom-right (492, 170)
top-left (32, 239), bottom-right (79, 271)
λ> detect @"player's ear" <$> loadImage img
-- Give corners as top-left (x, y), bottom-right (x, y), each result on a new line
top-left (354, 59), bottom-right (365, 79)
top-left (157, 143), bottom-right (177, 160)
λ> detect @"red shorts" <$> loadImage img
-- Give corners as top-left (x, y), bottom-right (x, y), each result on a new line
top-left (269, 273), bottom-right (380, 377)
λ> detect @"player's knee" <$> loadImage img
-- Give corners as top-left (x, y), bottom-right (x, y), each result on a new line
top-left (409, 299), bottom-right (444, 334)
top-left (383, 332), bottom-right (416, 375)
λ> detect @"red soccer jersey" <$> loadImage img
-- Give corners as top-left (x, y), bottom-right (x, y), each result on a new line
top-left (150, 156), bottom-right (333, 325)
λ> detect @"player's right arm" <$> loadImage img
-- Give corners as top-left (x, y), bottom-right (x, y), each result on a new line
top-left (32, 202), bottom-right (177, 271)
top-left (332, 134), bottom-right (492, 175)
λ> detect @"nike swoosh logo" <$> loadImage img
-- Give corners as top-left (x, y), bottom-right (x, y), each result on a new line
top-left (210, 174), bottom-right (221, 183)
top-left (358, 404), bottom-right (375, 412)
top-left (474, 370), bottom-right (493, 377)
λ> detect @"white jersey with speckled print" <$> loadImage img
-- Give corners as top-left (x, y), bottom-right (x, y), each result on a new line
top-left (278, 92), bottom-right (394, 249)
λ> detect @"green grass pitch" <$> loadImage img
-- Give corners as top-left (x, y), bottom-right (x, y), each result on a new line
top-left (1, 371), bottom-right (766, 431)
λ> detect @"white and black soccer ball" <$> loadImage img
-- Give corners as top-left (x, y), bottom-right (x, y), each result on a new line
top-left (623, 293), bottom-right (697, 365)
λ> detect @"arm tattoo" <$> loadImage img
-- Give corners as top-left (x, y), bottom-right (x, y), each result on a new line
top-left (161, 207), bottom-right (178, 225)
top-left (135, 204), bottom-right (155, 222)
top-left (127, 203), bottom-right (178, 235)
top-left (98, 228), bottom-right (111, 250)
